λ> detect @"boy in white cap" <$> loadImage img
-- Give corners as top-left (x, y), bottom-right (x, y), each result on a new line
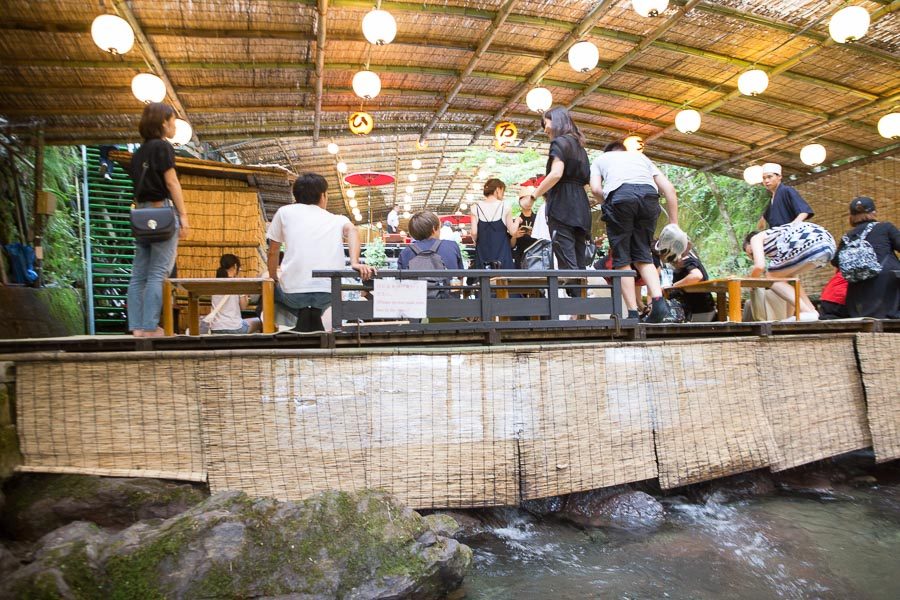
top-left (757, 162), bottom-right (814, 229)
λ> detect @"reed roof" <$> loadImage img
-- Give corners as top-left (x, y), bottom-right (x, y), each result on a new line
top-left (1, 0), bottom-right (898, 220)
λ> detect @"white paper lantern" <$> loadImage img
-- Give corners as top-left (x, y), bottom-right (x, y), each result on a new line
top-left (327, 142), bottom-right (339, 155)
top-left (525, 87), bottom-right (553, 113)
top-left (411, 159), bottom-right (422, 170)
top-left (459, 203), bottom-right (468, 211)
top-left (675, 109), bottom-right (701, 134)
top-left (623, 135), bottom-right (644, 152)
top-left (402, 211), bottom-right (411, 219)
top-left (362, 9), bottom-right (397, 46)
top-left (376, 222), bottom-right (383, 229)
top-left (407, 173), bottom-right (418, 182)
top-left (738, 69), bottom-right (769, 96)
top-left (347, 189), bottom-right (356, 199)
top-left (800, 144), bottom-right (826, 167)
top-left (477, 168), bottom-right (488, 180)
top-left (465, 193), bottom-right (473, 202)
top-left (131, 73), bottom-right (166, 104)
top-left (633, 0), bottom-right (669, 18)
top-left (403, 203), bottom-right (411, 212)
top-left (829, 6), bottom-right (870, 43)
top-left (568, 41), bottom-right (599, 73)
top-left (167, 119), bottom-right (192, 145)
top-left (336, 161), bottom-right (348, 173)
top-left (91, 15), bottom-right (134, 55)
top-left (403, 193), bottom-right (412, 202)
top-left (877, 112), bottom-right (900, 139)
top-left (352, 70), bottom-right (381, 99)
top-left (354, 214), bottom-right (363, 222)
top-left (349, 199), bottom-right (358, 208)
top-left (743, 165), bottom-right (764, 185)
top-left (405, 186), bottom-right (414, 194)
top-left (486, 156), bottom-right (497, 167)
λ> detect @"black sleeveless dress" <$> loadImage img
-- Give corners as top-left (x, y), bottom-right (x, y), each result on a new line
top-left (474, 202), bottom-right (514, 269)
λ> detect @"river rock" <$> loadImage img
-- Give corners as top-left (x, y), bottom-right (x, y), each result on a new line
top-left (0, 489), bottom-right (472, 600)
top-left (427, 510), bottom-right (485, 538)
top-left (0, 474), bottom-right (208, 541)
top-left (560, 489), bottom-right (664, 530)
top-left (0, 542), bottom-right (19, 580)
top-left (686, 470), bottom-right (776, 504)
top-left (522, 495), bottom-right (564, 517)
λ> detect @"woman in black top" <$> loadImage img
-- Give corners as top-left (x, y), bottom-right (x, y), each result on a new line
top-left (664, 247), bottom-right (717, 321)
top-left (832, 196), bottom-right (899, 319)
top-left (524, 107), bottom-right (592, 269)
top-left (126, 103), bottom-right (190, 337)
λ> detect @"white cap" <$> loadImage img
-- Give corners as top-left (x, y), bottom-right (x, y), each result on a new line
top-left (762, 162), bottom-right (782, 175)
top-left (518, 185), bottom-right (536, 199)
top-left (655, 224), bottom-right (689, 262)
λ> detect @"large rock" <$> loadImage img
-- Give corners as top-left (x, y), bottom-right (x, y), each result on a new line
top-left (1, 474), bottom-right (208, 541)
top-left (0, 542), bottom-right (19, 580)
top-left (685, 470), bottom-right (776, 504)
top-left (559, 488), bottom-right (664, 530)
top-left (1, 489), bottom-right (472, 600)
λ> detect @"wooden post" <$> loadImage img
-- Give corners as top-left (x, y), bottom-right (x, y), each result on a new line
top-left (793, 279), bottom-right (801, 322)
top-left (727, 279), bottom-right (743, 323)
top-left (161, 280), bottom-right (174, 336)
top-left (262, 279), bottom-right (276, 334)
top-left (187, 293), bottom-right (199, 337)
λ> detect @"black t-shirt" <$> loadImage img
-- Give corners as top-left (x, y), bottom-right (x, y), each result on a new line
top-left (130, 138), bottom-right (176, 202)
top-left (545, 134), bottom-right (592, 231)
top-left (512, 212), bottom-right (537, 262)
top-left (671, 254), bottom-right (716, 315)
top-left (762, 184), bottom-right (814, 227)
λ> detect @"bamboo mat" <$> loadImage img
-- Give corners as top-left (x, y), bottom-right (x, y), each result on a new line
top-left (757, 336), bottom-right (871, 471)
top-left (855, 333), bottom-right (900, 463)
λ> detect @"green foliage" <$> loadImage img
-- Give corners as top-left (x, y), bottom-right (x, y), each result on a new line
top-left (363, 237), bottom-right (388, 267)
top-left (453, 146), bottom-right (547, 217)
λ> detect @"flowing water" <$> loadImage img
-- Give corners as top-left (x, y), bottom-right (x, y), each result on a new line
top-left (458, 480), bottom-right (900, 599)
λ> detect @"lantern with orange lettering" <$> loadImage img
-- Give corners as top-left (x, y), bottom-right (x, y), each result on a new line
top-left (348, 111), bottom-right (374, 135)
top-left (494, 121), bottom-right (517, 147)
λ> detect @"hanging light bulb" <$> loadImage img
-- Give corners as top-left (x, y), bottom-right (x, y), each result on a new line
top-left (403, 186), bottom-right (413, 194)
top-left (477, 168), bottom-right (488, 180)
top-left (459, 202), bottom-right (468, 211)
top-left (91, 14), bottom-right (134, 55)
top-left (355, 214), bottom-right (363, 222)
top-left (336, 161), bottom-right (348, 173)
top-left (411, 159), bottom-right (422, 170)
top-left (829, 6), bottom-right (870, 44)
top-left (403, 193), bottom-right (412, 202)
top-left (743, 165), bottom-right (764, 185)
top-left (738, 69), bottom-right (769, 96)
top-left (402, 211), bottom-right (411, 219)
top-left (167, 119), bottom-right (192, 145)
top-left (525, 87), bottom-right (553, 113)
top-left (352, 70), bottom-right (381, 99)
top-left (623, 135), bottom-right (644, 152)
top-left (403, 203), bottom-right (411, 212)
top-left (376, 222), bottom-right (383, 229)
top-left (408, 173), bottom-right (418, 182)
top-left (877, 113), bottom-right (900, 139)
top-left (800, 144), bottom-right (827, 167)
top-left (633, 0), bottom-right (669, 18)
top-left (486, 156), bottom-right (497, 167)
top-left (131, 73), bottom-right (166, 104)
top-left (327, 142), bottom-right (339, 155)
top-left (568, 41), bottom-right (599, 73)
top-left (362, 9), bottom-right (397, 45)
top-left (675, 109), bottom-right (701, 134)
top-left (465, 193), bottom-right (474, 202)
top-left (346, 188), bottom-right (356, 199)
top-left (349, 199), bottom-right (358, 208)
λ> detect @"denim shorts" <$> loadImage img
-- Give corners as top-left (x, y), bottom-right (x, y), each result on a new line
top-left (211, 320), bottom-right (250, 335)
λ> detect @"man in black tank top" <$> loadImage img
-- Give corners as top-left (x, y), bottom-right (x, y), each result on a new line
top-left (511, 188), bottom-right (537, 267)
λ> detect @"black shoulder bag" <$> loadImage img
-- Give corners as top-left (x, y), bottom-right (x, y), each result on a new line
top-left (129, 160), bottom-right (177, 243)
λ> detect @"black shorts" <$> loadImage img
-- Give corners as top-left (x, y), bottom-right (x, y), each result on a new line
top-left (605, 196), bottom-right (661, 268)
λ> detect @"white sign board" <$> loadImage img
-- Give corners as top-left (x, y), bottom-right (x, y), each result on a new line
top-left (373, 278), bottom-right (428, 319)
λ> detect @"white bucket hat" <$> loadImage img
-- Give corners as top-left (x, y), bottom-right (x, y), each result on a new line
top-left (655, 224), bottom-right (689, 263)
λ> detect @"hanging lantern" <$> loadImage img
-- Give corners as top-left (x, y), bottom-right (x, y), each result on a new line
top-left (407, 173), bottom-right (418, 182)
top-left (525, 87), bottom-right (553, 113)
top-left (416, 139), bottom-right (428, 151)
top-left (376, 222), bottom-right (383, 229)
top-left (402, 211), bottom-right (411, 219)
top-left (405, 186), bottom-right (414, 194)
top-left (336, 161), bottom-right (348, 173)
top-left (465, 193), bottom-right (473, 202)
top-left (352, 70), bottom-right (381, 99)
top-left (486, 156), bottom-right (497, 167)
top-left (348, 111), bottom-right (374, 135)
top-left (877, 113), bottom-right (900, 139)
top-left (459, 202), bottom-right (468, 211)
top-left (403, 203), bottom-right (411, 212)
top-left (411, 159), bottom-right (422, 170)
top-left (327, 142), bottom-right (339, 155)
top-left (800, 144), bottom-right (827, 167)
top-left (403, 193), bottom-right (412, 202)
top-left (623, 135), bottom-right (644, 152)
top-left (494, 121), bottom-right (518, 147)
top-left (829, 6), bottom-right (870, 43)
top-left (477, 168), bottom-right (489, 180)
top-left (632, 0), bottom-right (669, 18)
top-left (349, 199), bottom-right (358, 208)
top-left (346, 189), bottom-right (356, 199)
top-left (743, 165), bottom-right (764, 185)
top-left (675, 109), bottom-right (701, 134)
top-left (354, 214), bottom-right (363, 222)
top-left (167, 119), bottom-right (192, 145)
top-left (362, 9), bottom-right (397, 46)
top-left (91, 14), bottom-right (134, 55)
top-left (568, 41), bottom-right (599, 73)
top-left (738, 69), bottom-right (769, 96)
top-left (131, 73), bottom-right (166, 104)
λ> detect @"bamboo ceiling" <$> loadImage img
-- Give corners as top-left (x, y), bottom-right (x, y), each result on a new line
top-left (1, 0), bottom-right (898, 223)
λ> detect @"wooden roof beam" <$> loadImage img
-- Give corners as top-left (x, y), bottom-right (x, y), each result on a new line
top-left (313, 0), bottom-right (328, 143)
top-left (111, 0), bottom-right (197, 144)
top-left (467, 0), bottom-right (617, 145)
top-left (419, 0), bottom-right (519, 145)
top-left (422, 137), bottom-right (449, 209)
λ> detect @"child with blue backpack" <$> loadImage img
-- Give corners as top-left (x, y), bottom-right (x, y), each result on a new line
top-left (398, 211), bottom-right (464, 299)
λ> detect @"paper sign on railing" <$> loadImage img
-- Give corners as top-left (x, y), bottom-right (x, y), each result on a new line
top-left (373, 278), bottom-right (427, 318)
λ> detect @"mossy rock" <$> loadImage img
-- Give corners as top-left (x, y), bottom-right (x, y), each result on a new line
top-left (1, 474), bottom-right (208, 541)
top-left (1, 490), bottom-right (471, 600)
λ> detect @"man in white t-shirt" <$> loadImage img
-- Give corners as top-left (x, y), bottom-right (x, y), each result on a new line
top-left (386, 204), bottom-right (400, 233)
top-left (590, 141), bottom-right (678, 323)
top-left (267, 173), bottom-right (375, 331)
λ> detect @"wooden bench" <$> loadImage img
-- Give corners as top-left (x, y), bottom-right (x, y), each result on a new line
top-left (667, 277), bottom-right (800, 323)
top-left (161, 277), bottom-right (276, 336)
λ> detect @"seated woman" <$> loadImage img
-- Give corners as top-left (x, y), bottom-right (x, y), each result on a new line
top-left (661, 245), bottom-right (717, 322)
top-left (832, 196), bottom-right (899, 319)
top-left (206, 254), bottom-right (262, 334)
top-left (818, 270), bottom-right (849, 320)
top-left (743, 222), bottom-right (836, 321)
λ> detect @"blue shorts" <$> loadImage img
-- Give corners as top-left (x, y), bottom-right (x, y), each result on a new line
top-left (211, 320), bottom-right (250, 334)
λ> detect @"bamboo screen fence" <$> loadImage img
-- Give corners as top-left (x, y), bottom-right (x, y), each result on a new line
top-left (12, 333), bottom-right (897, 508)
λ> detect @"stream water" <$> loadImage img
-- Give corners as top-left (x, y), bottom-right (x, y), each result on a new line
top-left (458, 478), bottom-right (900, 599)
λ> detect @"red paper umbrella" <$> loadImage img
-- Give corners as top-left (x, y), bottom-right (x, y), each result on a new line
top-left (439, 214), bottom-right (473, 226)
top-left (344, 172), bottom-right (395, 186)
top-left (518, 174), bottom-right (546, 187)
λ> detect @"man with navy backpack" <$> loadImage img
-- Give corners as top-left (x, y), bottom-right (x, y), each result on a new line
top-left (398, 211), bottom-right (464, 298)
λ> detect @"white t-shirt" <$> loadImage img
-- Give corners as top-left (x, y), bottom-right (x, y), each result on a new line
top-left (387, 209), bottom-right (400, 229)
top-left (267, 203), bottom-right (350, 293)
top-left (207, 294), bottom-right (242, 331)
top-left (590, 151), bottom-right (662, 199)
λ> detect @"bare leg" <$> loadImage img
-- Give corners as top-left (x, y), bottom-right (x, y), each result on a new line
top-left (769, 281), bottom-right (815, 313)
top-left (634, 262), bottom-right (662, 298)
top-left (618, 269), bottom-right (637, 310)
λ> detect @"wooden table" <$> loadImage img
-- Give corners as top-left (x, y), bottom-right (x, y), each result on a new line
top-left (161, 277), bottom-right (275, 335)
top-left (667, 277), bottom-right (800, 323)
